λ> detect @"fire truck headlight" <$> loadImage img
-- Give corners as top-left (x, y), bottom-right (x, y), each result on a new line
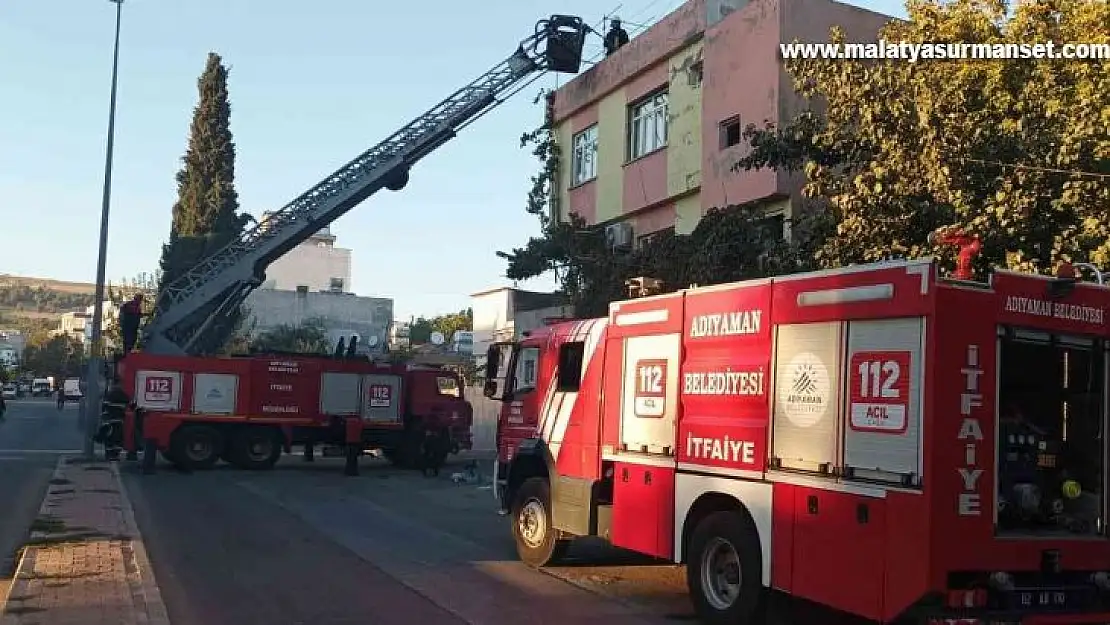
top-left (1091, 572), bottom-right (1110, 591)
top-left (989, 572), bottom-right (1015, 591)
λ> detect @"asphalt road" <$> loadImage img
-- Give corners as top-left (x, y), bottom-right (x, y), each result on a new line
top-left (122, 453), bottom-right (690, 625)
top-left (0, 397), bottom-right (85, 600)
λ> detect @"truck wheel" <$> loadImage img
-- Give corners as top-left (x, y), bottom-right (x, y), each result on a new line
top-left (686, 511), bottom-right (764, 625)
top-left (511, 478), bottom-right (569, 568)
top-left (229, 427), bottom-right (281, 470)
top-left (169, 425), bottom-right (223, 471)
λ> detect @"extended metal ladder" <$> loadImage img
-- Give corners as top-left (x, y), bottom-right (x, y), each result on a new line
top-left (143, 15), bottom-right (588, 356)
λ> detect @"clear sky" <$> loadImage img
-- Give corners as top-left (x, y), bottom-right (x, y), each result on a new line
top-left (0, 0), bottom-right (906, 320)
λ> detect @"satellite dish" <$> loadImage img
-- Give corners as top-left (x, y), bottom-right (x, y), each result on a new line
top-left (367, 335), bottom-right (380, 347)
top-left (430, 331), bottom-right (445, 345)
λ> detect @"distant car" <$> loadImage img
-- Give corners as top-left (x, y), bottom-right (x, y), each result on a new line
top-left (1, 384), bottom-right (16, 400)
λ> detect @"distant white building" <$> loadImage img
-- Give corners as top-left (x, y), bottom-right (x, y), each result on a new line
top-left (0, 330), bottom-right (25, 363)
top-left (0, 343), bottom-right (17, 368)
top-left (450, 330), bottom-right (474, 355)
top-left (388, 321), bottom-right (411, 351)
top-left (259, 218), bottom-right (352, 293)
top-left (51, 301), bottom-right (122, 349)
top-left (470, 287), bottom-right (573, 372)
top-left (246, 218), bottom-right (391, 352)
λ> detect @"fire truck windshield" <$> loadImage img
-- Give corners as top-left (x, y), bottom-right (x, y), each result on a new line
top-left (512, 347), bottom-right (539, 394)
top-left (996, 327), bottom-right (1107, 537)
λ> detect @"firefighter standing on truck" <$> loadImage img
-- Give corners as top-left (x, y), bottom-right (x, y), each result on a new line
top-left (120, 294), bottom-right (144, 355)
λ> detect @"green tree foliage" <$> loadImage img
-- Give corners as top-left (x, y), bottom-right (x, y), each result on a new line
top-left (406, 309), bottom-right (474, 346)
top-left (21, 332), bottom-right (85, 378)
top-left (157, 52), bottom-right (252, 354)
top-left (432, 308), bottom-right (473, 341)
top-left (408, 317), bottom-right (434, 345)
top-left (249, 317), bottom-right (330, 354)
top-left (735, 0), bottom-right (1109, 273)
top-left (498, 95), bottom-right (818, 316)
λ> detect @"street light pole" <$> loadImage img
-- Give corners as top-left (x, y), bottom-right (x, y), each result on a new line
top-left (82, 0), bottom-right (125, 458)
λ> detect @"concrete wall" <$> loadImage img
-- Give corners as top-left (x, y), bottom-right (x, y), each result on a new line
top-left (467, 386), bottom-right (499, 452)
top-left (776, 0), bottom-right (892, 199)
top-left (667, 40), bottom-right (705, 235)
top-left (263, 241), bottom-right (353, 293)
top-left (245, 289), bottom-right (393, 350)
top-left (471, 288), bottom-right (513, 360)
top-left (700, 0), bottom-right (784, 211)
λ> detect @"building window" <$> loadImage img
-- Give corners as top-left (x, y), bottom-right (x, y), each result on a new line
top-left (329, 277), bottom-right (344, 292)
top-left (571, 125), bottom-right (598, 186)
top-left (628, 90), bottom-right (668, 160)
top-left (720, 116), bottom-right (741, 149)
top-left (636, 226), bottom-right (675, 249)
top-left (757, 213), bottom-right (785, 240)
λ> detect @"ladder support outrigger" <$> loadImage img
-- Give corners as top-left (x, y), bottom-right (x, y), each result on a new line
top-left (142, 15), bottom-right (589, 356)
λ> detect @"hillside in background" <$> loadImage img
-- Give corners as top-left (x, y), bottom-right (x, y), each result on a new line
top-left (0, 274), bottom-right (98, 332)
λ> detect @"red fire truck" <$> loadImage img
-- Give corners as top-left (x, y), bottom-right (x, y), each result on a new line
top-left (486, 255), bottom-right (1110, 624)
top-left (118, 352), bottom-right (472, 474)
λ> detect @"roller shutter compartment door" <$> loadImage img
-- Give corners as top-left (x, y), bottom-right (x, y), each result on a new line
top-left (192, 373), bottom-right (238, 414)
top-left (842, 317), bottom-right (924, 485)
top-left (771, 322), bottom-right (844, 473)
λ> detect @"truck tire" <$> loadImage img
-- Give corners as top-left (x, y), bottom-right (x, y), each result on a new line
top-left (169, 425), bottom-right (223, 471)
top-left (228, 427), bottom-right (281, 470)
top-left (686, 510), bottom-right (764, 625)
top-left (511, 478), bottom-right (569, 568)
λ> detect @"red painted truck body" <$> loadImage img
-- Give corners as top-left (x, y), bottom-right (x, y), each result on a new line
top-left (117, 352), bottom-right (472, 471)
top-left (489, 257), bottom-right (1110, 625)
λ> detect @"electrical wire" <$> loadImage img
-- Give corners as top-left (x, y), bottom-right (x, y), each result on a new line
top-left (961, 158), bottom-right (1110, 181)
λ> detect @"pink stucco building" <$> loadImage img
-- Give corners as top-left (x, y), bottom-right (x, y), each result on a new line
top-left (549, 0), bottom-right (892, 246)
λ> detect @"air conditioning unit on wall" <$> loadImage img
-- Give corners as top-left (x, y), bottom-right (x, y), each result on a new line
top-left (605, 222), bottom-right (634, 251)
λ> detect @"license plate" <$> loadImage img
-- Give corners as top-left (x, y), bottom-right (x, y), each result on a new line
top-left (1005, 587), bottom-right (1092, 611)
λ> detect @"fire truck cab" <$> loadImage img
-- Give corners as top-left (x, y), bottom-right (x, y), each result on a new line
top-left (487, 257), bottom-right (1110, 624)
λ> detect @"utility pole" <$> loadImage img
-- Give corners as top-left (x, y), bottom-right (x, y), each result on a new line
top-left (82, 0), bottom-right (125, 458)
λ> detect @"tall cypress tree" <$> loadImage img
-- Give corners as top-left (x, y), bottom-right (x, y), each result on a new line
top-left (157, 52), bottom-right (249, 353)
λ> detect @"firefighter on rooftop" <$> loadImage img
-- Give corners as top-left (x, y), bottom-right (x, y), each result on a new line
top-left (603, 17), bottom-right (629, 56)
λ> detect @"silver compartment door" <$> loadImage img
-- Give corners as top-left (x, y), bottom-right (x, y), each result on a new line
top-left (320, 372), bottom-right (362, 416)
top-left (192, 373), bottom-right (238, 415)
top-left (842, 317), bottom-right (925, 484)
top-left (134, 369), bottom-right (183, 411)
top-left (771, 322), bottom-right (844, 472)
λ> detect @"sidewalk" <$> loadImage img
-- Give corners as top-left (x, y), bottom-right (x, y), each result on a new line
top-left (0, 457), bottom-right (170, 625)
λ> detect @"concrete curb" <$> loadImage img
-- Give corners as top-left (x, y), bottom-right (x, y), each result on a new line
top-left (111, 463), bottom-right (171, 625)
top-left (0, 456), bottom-right (65, 623)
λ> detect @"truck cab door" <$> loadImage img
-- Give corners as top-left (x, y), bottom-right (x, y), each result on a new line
top-left (486, 343), bottom-right (543, 463)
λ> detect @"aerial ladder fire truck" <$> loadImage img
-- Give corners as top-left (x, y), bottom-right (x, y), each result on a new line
top-left (112, 15), bottom-right (590, 475)
top-left (485, 237), bottom-right (1110, 625)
